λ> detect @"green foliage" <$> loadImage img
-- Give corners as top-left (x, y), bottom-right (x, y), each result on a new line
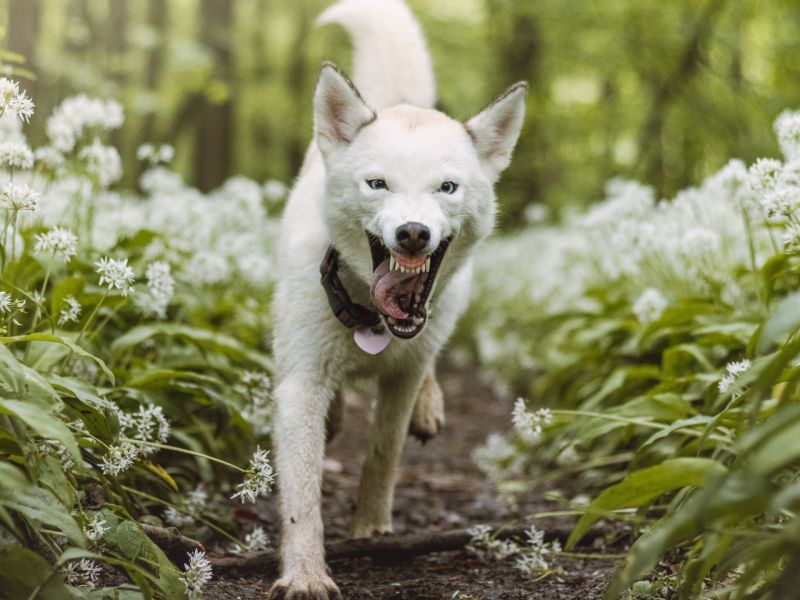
top-left (463, 116), bottom-right (800, 596)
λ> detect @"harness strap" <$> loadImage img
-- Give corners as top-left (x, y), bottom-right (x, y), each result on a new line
top-left (319, 245), bottom-right (381, 329)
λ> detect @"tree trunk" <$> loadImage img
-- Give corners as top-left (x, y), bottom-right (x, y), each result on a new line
top-left (7, 0), bottom-right (42, 97)
top-left (194, 0), bottom-right (234, 192)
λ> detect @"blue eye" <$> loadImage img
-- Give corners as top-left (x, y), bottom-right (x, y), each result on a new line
top-left (439, 181), bottom-right (458, 194)
top-left (366, 179), bottom-right (388, 190)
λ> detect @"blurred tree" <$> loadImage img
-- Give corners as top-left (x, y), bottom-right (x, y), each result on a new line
top-left (7, 0), bottom-right (40, 97)
top-left (3, 0), bottom-right (800, 217)
top-left (195, 0), bottom-right (233, 191)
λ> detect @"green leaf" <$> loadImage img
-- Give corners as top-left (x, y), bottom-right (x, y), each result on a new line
top-left (111, 323), bottom-right (272, 370)
top-left (757, 291), bottom-right (800, 353)
top-left (0, 486), bottom-right (84, 547)
top-left (567, 458), bottom-right (727, 549)
top-left (0, 333), bottom-right (114, 384)
top-left (48, 374), bottom-right (119, 443)
top-left (0, 398), bottom-right (81, 466)
top-left (0, 544), bottom-right (79, 600)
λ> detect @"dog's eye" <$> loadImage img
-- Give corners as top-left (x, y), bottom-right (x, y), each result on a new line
top-left (366, 179), bottom-right (388, 191)
top-left (438, 181), bottom-right (458, 194)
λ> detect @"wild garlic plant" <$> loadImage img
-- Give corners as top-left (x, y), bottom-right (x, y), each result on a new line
top-left (0, 76), bottom-right (285, 598)
top-left (464, 111), bottom-right (800, 598)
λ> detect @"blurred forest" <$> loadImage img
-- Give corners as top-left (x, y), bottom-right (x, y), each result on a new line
top-left (2, 0), bottom-right (800, 227)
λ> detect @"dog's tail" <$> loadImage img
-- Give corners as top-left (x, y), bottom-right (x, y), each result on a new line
top-left (317, 0), bottom-right (436, 110)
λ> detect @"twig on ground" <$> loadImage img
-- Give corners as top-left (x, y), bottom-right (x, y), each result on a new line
top-left (210, 524), bottom-right (602, 572)
top-left (140, 523), bottom-right (205, 562)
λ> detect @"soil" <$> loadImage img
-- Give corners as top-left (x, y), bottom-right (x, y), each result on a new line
top-left (207, 361), bottom-right (621, 599)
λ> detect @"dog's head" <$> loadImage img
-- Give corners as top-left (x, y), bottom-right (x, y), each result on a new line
top-left (314, 63), bottom-right (526, 339)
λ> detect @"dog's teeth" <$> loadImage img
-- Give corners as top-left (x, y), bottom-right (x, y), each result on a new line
top-left (413, 316), bottom-right (424, 325)
top-left (423, 257), bottom-right (431, 272)
top-left (390, 256), bottom-right (396, 271)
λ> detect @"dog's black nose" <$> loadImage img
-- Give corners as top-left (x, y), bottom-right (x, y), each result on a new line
top-left (396, 222), bottom-right (430, 254)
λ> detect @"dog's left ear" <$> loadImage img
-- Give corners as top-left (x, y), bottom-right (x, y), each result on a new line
top-left (465, 82), bottom-right (528, 180)
top-left (314, 62), bottom-right (377, 160)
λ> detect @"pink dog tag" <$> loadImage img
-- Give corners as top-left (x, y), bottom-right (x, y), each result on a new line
top-left (354, 327), bottom-right (392, 354)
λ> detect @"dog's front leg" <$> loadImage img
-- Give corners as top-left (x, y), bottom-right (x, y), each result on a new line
top-left (270, 375), bottom-right (341, 600)
top-left (350, 367), bottom-right (427, 538)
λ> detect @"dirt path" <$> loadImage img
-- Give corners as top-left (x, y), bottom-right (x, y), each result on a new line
top-left (208, 362), bottom-right (618, 599)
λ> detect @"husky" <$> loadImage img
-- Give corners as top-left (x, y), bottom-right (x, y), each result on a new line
top-left (270, 0), bottom-right (526, 596)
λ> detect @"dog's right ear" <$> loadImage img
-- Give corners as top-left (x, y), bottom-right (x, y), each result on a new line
top-left (314, 62), bottom-right (376, 159)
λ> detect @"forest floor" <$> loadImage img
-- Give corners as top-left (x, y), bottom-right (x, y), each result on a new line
top-left (207, 362), bottom-right (622, 599)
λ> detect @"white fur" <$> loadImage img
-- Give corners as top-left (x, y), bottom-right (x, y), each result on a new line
top-left (270, 1), bottom-right (526, 597)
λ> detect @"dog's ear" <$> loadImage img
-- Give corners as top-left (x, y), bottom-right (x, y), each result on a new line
top-left (314, 62), bottom-right (376, 159)
top-left (465, 82), bottom-right (528, 180)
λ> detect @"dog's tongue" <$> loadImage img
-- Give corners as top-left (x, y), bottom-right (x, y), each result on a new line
top-left (370, 259), bottom-right (421, 319)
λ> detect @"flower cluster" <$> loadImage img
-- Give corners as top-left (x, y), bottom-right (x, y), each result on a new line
top-left (61, 559), bottom-right (102, 588)
top-left (34, 226), bottom-right (78, 262)
top-left (79, 138), bottom-right (122, 187)
top-left (231, 446), bottom-right (275, 503)
top-left (164, 487), bottom-right (208, 528)
top-left (84, 513), bottom-right (109, 543)
top-left (466, 524), bottom-right (561, 576)
top-left (180, 550), bottom-right (213, 599)
top-left (135, 261), bottom-right (174, 319)
top-left (0, 181), bottom-right (38, 211)
top-left (46, 94), bottom-right (123, 152)
top-left (99, 443), bottom-right (138, 476)
top-left (0, 140), bottom-right (33, 169)
top-left (57, 295), bottom-right (82, 326)
top-left (511, 399), bottom-right (553, 442)
top-left (95, 256), bottom-right (135, 296)
top-left (137, 143), bottom-right (175, 165)
top-left (239, 371), bottom-right (273, 437)
top-left (0, 78), bottom-right (34, 123)
top-left (229, 525), bottom-right (270, 555)
top-left (718, 359), bottom-right (752, 394)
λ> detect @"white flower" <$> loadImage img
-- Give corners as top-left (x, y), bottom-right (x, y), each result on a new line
top-left (775, 110), bottom-right (800, 161)
top-left (466, 524), bottom-right (519, 562)
top-left (79, 138), bottom-right (122, 187)
top-left (230, 526), bottom-right (270, 555)
top-left (165, 487), bottom-right (208, 527)
top-left (34, 145), bottom-right (66, 173)
top-left (181, 550), bottom-right (213, 598)
top-left (100, 443), bottom-right (138, 476)
top-left (263, 179), bottom-right (288, 201)
top-left (511, 399), bottom-right (552, 442)
top-left (137, 143), bottom-right (174, 165)
top-left (0, 291), bottom-right (12, 314)
top-left (84, 513), bottom-right (109, 542)
top-left (632, 288), bottom-right (668, 324)
top-left (514, 526), bottom-right (561, 576)
top-left (95, 256), bottom-right (135, 296)
top-left (231, 446), bottom-right (275, 503)
top-left (130, 404), bottom-right (171, 455)
top-left (748, 158), bottom-right (784, 194)
top-left (0, 140), bottom-right (34, 169)
top-left (240, 371), bottom-right (273, 437)
top-left (58, 295), bottom-right (82, 326)
top-left (34, 226), bottom-right (78, 261)
top-left (718, 358), bottom-right (752, 393)
top-left (61, 559), bottom-right (101, 588)
top-left (0, 78), bottom-right (34, 122)
top-left (37, 439), bottom-right (75, 471)
top-left (0, 181), bottom-right (39, 211)
top-left (46, 95), bottom-right (123, 152)
top-left (135, 261), bottom-right (174, 319)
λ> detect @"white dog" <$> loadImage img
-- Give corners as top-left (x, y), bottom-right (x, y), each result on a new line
top-left (270, 0), bottom-right (526, 597)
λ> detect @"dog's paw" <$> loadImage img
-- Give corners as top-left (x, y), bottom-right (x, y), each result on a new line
top-left (269, 573), bottom-right (342, 600)
top-left (349, 519), bottom-right (392, 539)
top-left (409, 373), bottom-right (444, 443)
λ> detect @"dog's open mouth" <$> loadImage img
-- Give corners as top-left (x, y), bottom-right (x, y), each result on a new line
top-left (367, 232), bottom-right (451, 339)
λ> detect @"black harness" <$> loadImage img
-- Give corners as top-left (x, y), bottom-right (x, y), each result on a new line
top-left (319, 245), bottom-right (381, 329)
